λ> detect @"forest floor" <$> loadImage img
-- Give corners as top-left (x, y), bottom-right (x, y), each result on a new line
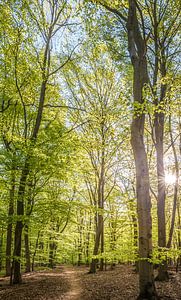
top-left (0, 265), bottom-right (181, 300)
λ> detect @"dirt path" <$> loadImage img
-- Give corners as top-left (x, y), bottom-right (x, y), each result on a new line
top-left (0, 265), bottom-right (181, 299)
top-left (61, 267), bottom-right (82, 300)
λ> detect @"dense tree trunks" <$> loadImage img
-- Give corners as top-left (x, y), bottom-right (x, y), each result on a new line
top-left (6, 169), bottom-right (15, 276)
top-left (13, 78), bottom-right (47, 283)
top-left (12, 35), bottom-right (49, 281)
top-left (128, 0), bottom-right (157, 298)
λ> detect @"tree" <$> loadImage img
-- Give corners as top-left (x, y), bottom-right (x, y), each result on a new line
top-left (84, 1), bottom-right (157, 297)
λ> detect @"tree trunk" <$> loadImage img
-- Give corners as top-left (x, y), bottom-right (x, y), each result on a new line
top-left (77, 217), bottom-right (83, 266)
top-left (128, 1), bottom-right (157, 298)
top-left (154, 47), bottom-right (168, 280)
top-left (24, 224), bottom-right (31, 273)
top-left (110, 222), bottom-right (116, 270)
top-left (6, 169), bottom-right (15, 276)
top-left (13, 158), bottom-right (30, 284)
top-left (32, 231), bottom-right (40, 271)
top-left (154, 111), bottom-right (168, 281)
top-left (49, 239), bottom-right (57, 269)
top-left (176, 204), bottom-right (181, 272)
top-left (24, 179), bottom-right (34, 273)
top-left (100, 222), bottom-right (104, 271)
top-left (167, 115), bottom-right (179, 249)
top-left (89, 214), bottom-right (102, 273)
top-left (85, 216), bottom-right (91, 266)
top-left (131, 115), bottom-right (157, 299)
top-left (100, 146), bottom-right (105, 271)
top-left (0, 232), bottom-right (3, 271)
top-left (90, 123), bottom-right (105, 273)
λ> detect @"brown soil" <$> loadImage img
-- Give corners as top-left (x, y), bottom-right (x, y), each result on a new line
top-left (0, 265), bottom-right (180, 300)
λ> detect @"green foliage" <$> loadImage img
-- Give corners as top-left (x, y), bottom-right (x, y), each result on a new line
top-left (0, 0), bottom-right (180, 277)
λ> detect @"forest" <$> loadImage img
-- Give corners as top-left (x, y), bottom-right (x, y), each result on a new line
top-left (0, 1), bottom-right (180, 299)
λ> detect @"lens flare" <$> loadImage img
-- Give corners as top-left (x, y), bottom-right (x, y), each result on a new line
top-left (165, 173), bottom-right (176, 184)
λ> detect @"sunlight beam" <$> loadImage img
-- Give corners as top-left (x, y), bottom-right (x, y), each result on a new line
top-left (165, 173), bottom-right (176, 185)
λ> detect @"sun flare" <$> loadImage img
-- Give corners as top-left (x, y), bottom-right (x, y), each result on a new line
top-left (165, 173), bottom-right (176, 184)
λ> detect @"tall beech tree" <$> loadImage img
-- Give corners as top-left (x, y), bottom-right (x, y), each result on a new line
top-left (127, 2), bottom-right (157, 297)
top-left (85, 1), bottom-right (157, 297)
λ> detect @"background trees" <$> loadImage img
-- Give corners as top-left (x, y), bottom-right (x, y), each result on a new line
top-left (63, 43), bottom-right (131, 272)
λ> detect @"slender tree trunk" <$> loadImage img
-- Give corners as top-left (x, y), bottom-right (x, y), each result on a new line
top-left (13, 158), bottom-right (30, 284)
top-left (154, 51), bottom-right (168, 280)
top-left (100, 222), bottom-right (104, 271)
top-left (24, 179), bottom-right (34, 273)
top-left (77, 239), bottom-right (82, 266)
top-left (167, 115), bottom-right (179, 249)
top-left (77, 216), bottom-right (83, 266)
top-left (24, 224), bottom-right (31, 272)
top-left (110, 217), bottom-right (116, 270)
top-left (89, 214), bottom-right (102, 273)
top-left (100, 146), bottom-right (105, 271)
top-left (154, 111), bottom-right (168, 281)
top-left (49, 238), bottom-right (57, 269)
top-left (89, 132), bottom-right (105, 273)
top-left (85, 216), bottom-right (91, 266)
top-left (176, 204), bottom-right (181, 272)
top-left (6, 169), bottom-right (15, 276)
top-left (32, 231), bottom-right (40, 271)
top-left (0, 232), bottom-right (3, 271)
top-left (128, 1), bottom-right (157, 298)
top-left (176, 120), bottom-right (181, 269)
